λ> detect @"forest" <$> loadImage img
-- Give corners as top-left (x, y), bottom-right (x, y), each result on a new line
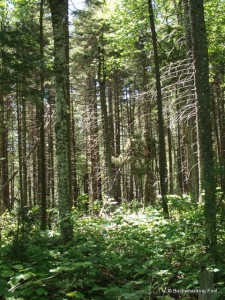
top-left (0, 0), bottom-right (225, 299)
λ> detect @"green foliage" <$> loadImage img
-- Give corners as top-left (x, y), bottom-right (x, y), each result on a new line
top-left (76, 193), bottom-right (89, 213)
top-left (1, 204), bottom-right (225, 299)
top-left (166, 194), bottom-right (195, 216)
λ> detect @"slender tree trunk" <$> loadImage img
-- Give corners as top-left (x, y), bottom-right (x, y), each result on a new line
top-left (39, 0), bottom-right (47, 230)
top-left (113, 73), bottom-right (122, 202)
top-left (182, 0), bottom-right (192, 55)
top-left (32, 145), bottom-right (38, 205)
top-left (48, 0), bottom-right (73, 241)
top-left (87, 76), bottom-right (102, 202)
top-left (182, 0), bottom-right (200, 201)
top-left (0, 33), bottom-right (10, 211)
top-left (84, 127), bottom-right (89, 195)
top-left (16, 92), bottom-right (25, 220)
top-left (98, 32), bottom-right (114, 198)
top-left (148, 0), bottom-right (169, 216)
top-left (126, 98), bottom-right (134, 202)
top-left (22, 99), bottom-right (28, 208)
top-left (167, 118), bottom-right (174, 194)
top-left (190, 0), bottom-right (217, 254)
top-left (71, 100), bottom-right (79, 204)
top-left (48, 104), bottom-right (55, 209)
top-left (177, 118), bottom-right (183, 194)
top-left (10, 131), bottom-right (15, 208)
top-left (0, 97), bottom-right (10, 210)
top-left (213, 74), bottom-right (225, 195)
top-left (142, 63), bottom-right (155, 205)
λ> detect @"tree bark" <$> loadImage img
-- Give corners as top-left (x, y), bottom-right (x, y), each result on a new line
top-left (113, 73), bottom-right (122, 203)
top-left (0, 97), bottom-right (10, 210)
top-left (39, 0), bottom-right (47, 230)
top-left (98, 31), bottom-right (114, 199)
top-left (87, 76), bottom-right (102, 202)
top-left (16, 91), bottom-right (25, 220)
top-left (182, 0), bottom-right (201, 202)
top-left (48, 0), bottom-right (73, 241)
top-left (190, 0), bottom-right (217, 254)
top-left (148, 0), bottom-right (169, 216)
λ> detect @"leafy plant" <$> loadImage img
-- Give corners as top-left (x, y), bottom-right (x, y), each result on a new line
top-left (1, 204), bottom-right (225, 299)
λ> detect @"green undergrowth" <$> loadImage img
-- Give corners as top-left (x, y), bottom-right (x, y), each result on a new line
top-left (0, 200), bottom-right (225, 300)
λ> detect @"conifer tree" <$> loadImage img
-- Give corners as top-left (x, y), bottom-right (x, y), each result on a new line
top-left (48, 0), bottom-right (73, 241)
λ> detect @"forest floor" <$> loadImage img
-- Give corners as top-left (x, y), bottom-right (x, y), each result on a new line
top-left (0, 197), bottom-right (225, 299)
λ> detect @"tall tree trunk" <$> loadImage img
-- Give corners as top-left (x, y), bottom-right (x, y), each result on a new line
top-left (16, 92), bottom-right (25, 220)
top-left (87, 76), bottom-right (102, 203)
top-left (213, 74), bottom-right (225, 197)
top-left (167, 117), bottom-right (174, 194)
top-left (48, 0), bottom-right (73, 241)
top-left (98, 32), bottom-right (114, 199)
top-left (147, 0), bottom-right (169, 216)
top-left (126, 97), bottom-right (134, 202)
top-left (39, 0), bottom-right (47, 230)
top-left (113, 73), bottom-right (122, 203)
top-left (182, 0), bottom-right (201, 201)
top-left (182, 0), bottom-right (192, 55)
top-left (142, 63), bottom-right (155, 205)
top-left (190, 0), bottom-right (217, 254)
top-left (0, 30), bottom-right (10, 211)
top-left (71, 100), bottom-right (79, 204)
top-left (22, 99), bottom-right (28, 208)
top-left (48, 104), bottom-right (55, 209)
top-left (0, 97), bottom-right (10, 210)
